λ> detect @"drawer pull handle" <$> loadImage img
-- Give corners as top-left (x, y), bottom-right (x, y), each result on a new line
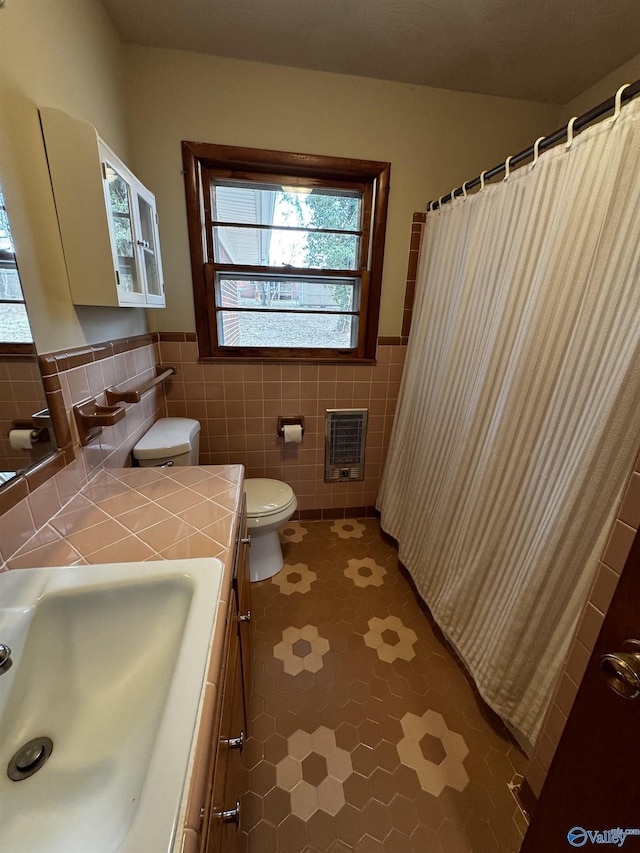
top-left (223, 730), bottom-right (244, 751)
top-left (239, 610), bottom-right (251, 623)
top-left (216, 800), bottom-right (241, 825)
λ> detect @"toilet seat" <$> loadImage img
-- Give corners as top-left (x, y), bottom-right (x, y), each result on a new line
top-left (243, 478), bottom-right (298, 581)
top-left (245, 478), bottom-right (296, 518)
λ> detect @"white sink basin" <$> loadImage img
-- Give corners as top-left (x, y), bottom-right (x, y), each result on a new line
top-left (0, 558), bottom-right (224, 853)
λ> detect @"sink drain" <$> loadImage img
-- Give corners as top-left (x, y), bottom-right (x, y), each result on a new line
top-left (7, 737), bottom-right (53, 781)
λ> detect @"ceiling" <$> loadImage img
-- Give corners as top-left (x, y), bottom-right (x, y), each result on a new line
top-left (99, 0), bottom-right (640, 105)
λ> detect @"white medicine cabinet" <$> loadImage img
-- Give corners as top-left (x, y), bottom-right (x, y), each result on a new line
top-left (39, 107), bottom-right (165, 308)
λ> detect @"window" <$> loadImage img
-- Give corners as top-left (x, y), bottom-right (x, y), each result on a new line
top-left (0, 186), bottom-right (32, 344)
top-left (182, 142), bottom-right (390, 360)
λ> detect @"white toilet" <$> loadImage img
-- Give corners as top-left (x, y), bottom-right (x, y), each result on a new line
top-left (244, 478), bottom-right (298, 582)
top-left (132, 418), bottom-right (201, 467)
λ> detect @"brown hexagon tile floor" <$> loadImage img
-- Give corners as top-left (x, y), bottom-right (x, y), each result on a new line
top-left (243, 519), bottom-right (528, 852)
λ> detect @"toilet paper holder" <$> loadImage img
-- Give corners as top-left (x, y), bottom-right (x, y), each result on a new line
top-left (10, 420), bottom-right (50, 444)
top-left (277, 416), bottom-right (305, 438)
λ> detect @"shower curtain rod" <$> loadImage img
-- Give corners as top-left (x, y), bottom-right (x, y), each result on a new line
top-left (428, 77), bottom-right (640, 210)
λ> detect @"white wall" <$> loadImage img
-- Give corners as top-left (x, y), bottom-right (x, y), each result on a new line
top-left (124, 48), bottom-right (560, 338)
top-left (0, 0), bottom-right (148, 353)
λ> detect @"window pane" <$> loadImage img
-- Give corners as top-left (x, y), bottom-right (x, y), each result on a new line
top-left (217, 275), bottom-right (358, 312)
top-left (218, 310), bottom-right (357, 349)
top-left (105, 166), bottom-right (141, 294)
top-left (214, 225), bottom-right (360, 270)
top-left (0, 186), bottom-right (16, 253)
top-left (301, 189), bottom-right (362, 233)
top-left (116, 255), bottom-right (138, 293)
top-left (137, 195), bottom-right (156, 247)
top-left (213, 181), bottom-right (362, 232)
top-left (0, 303), bottom-right (33, 343)
top-left (0, 188), bottom-right (25, 303)
top-left (0, 265), bottom-right (24, 300)
top-left (137, 195), bottom-right (162, 297)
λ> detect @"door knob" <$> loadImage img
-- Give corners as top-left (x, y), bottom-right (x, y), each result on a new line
top-left (222, 730), bottom-right (244, 751)
top-left (215, 800), bottom-right (240, 826)
top-left (600, 639), bottom-right (640, 699)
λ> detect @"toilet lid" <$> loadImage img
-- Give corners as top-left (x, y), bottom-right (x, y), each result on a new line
top-left (244, 478), bottom-right (295, 517)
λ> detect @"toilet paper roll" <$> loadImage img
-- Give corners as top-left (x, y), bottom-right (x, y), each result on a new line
top-left (283, 424), bottom-right (303, 444)
top-left (9, 429), bottom-right (36, 450)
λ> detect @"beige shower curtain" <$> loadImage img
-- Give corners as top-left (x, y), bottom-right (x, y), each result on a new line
top-left (377, 96), bottom-right (640, 747)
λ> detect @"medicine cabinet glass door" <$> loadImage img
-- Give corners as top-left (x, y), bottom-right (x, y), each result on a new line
top-left (136, 185), bottom-right (164, 305)
top-left (102, 150), bottom-right (145, 305)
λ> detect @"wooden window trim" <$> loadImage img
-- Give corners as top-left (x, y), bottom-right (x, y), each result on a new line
top-left (182, 141), bottom-right (390, 362)
top-left (0, 342), bottom-right (35, 356)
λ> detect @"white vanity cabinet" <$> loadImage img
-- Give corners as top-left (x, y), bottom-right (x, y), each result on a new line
top-left (39, 106), bottom-right (165, 308)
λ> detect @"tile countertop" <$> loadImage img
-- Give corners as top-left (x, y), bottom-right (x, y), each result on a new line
top-left (3, 463), bottom-right (245, 853)
top-left (6, 464), bottom-right (244, 569)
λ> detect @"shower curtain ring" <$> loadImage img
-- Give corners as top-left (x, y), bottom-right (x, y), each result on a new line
top-left (612, 83), bottom-right (631, 122)
top-left (480, 170), bottom-right (487, 191)
top-left (503, 155), bottom-right (513, 181)
top-left (438, 195), bottom-right (444, 210)
top-left (565, 116), bottom-right (578, 148)
top-left (461, 181), bottom-right (468, 200)
top-left (532, 136), bottom-right (545, 166)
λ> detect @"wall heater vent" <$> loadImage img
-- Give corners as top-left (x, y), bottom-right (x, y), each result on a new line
top-left (324, 408), bottom-right (368, 483)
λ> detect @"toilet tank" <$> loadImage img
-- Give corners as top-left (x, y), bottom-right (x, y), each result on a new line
top-left (133, 418), bottom-right (201, 467)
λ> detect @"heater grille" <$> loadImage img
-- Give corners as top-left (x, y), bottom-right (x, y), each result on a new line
top-left (325, 408), bottom-right (368, 482)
